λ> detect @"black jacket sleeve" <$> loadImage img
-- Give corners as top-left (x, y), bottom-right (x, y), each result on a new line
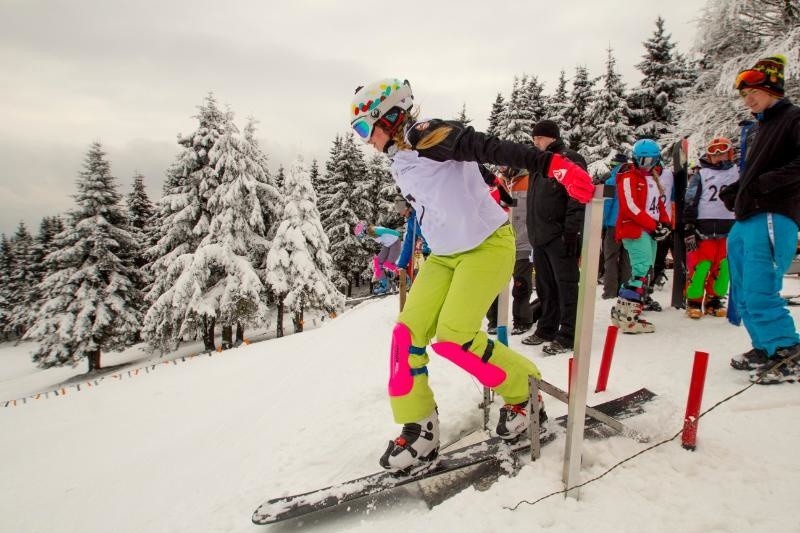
top-left (409, 120), bottom-right (553, 175)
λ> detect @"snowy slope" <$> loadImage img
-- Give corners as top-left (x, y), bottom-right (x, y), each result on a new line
top-left (2, 278), bottom-right (800, 533)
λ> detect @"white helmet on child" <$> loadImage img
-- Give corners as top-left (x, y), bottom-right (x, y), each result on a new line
top-left (351, 78), bottom-right (413, 142)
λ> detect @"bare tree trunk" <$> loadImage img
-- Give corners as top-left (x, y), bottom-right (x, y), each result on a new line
top-left (293, 309), bottom-right (304, 333)
top-left (87, 349), bottom-right (102, 372)
top-left (202, 315), bottom-right (216, 351)
top-left (221, 325), bottom-right (232, 350)
top-left (235, 322), bottom-right (244, 345)
top-left (276, 301), bottom-right (285, 338)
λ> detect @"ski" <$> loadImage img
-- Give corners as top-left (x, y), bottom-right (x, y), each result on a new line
top-left (251, 387), bottom-right (656, 525)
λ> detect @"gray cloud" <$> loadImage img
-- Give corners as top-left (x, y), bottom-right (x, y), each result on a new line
top-left (0, 0), bottom-right (702, 235)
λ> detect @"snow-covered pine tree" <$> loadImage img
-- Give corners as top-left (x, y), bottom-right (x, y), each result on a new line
top-left (584, 47), bottom-right (637, 180)
top-left (126, 173), bottom-right (154, 309)
top-left (486, 93), bottom-right (505, 137)
top-left (499, 76), bottom-right (536, 143)
top-left (19, 216), bottom-right (64, 334)
top-left (7, 222), bottom-right (34, 336)
top-left (628, 16), bottom-right (689, 142)
top-left (673, 0), bottom-right (800, 153)
top-left (0, 234), bottom-right (12, 340)
top-left (243, 117), bottom-right (281, 242)
top-left (320, 133), bottom-right (371, 295)
top-left (455, 102), bottom-right (472, 125)
top-left (275, 165), bottom-right (286, 191)
top-left (144, 93), bottom-right (227, 352)
top-left (366, 154), bottom-right (401, 227)
top-left (309, 159), bottom-right (320, 190)
top-left (26, 142), bottom-right (142, 370)
top-left (265, 156), bottom-right (344, 336)
top-left (543, 70), bottom-right (572, 136)
top-left (526, 75), bottom-right (547, 125)
top-left (564, 66), bottom-right (597, 153)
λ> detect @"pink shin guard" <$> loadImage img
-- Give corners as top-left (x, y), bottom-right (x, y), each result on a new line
top-left (431, 341), bottom-right (506, 388)
top-left (388, 323), bottom-right (414, 397)
top-left (372, 256), bottom-right (382, 280)
top-left (383, 262), bottom-right (398, 273)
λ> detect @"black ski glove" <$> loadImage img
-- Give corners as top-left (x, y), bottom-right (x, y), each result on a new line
top-left (684, 224), bottom-right (698, 252)
top-left (651, 222), bottom-right (671, 242)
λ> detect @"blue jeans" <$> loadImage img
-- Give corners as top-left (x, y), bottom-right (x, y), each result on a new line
top-left (727, 213), bottom-right (800, 356)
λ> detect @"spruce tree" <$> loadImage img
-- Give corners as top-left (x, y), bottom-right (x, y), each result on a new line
top-left (320, 134), bottom-right (371, 295)
top-left (499, 76), bottom-right (536, 143)
top-left (584, 47), bottom-right (637, 179)
top-left (26, 142), bottom-right (142, 370)
top-left (8, 222), bottom-right (34, 336)
top-left (126, 173), bottom-right (154, 305)
top-left (455, 102), bottom-right (472, 125)
top-left (543, 70), bottom-right (571, 136)
top-left (486, 93), bottom-right (505, 137)
top-left (526, 75), bottom-right (547, 124)
top-left (564, 66), bottom-right (597, 152)
top-left (628, 16), bottom-right (689, 141)
top-left (20, 216), bottom-right (64, 332)
top-left (0, 234), bottom-right (12, 340)
top-left (265, 156), bottom-right (344, 336)
top-left (144, 93), bottom-right (227, 352)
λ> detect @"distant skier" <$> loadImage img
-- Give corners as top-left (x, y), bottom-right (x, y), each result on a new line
top-left (683, 137), bottom-right (738, 319)
top-left (350, 78), bottom-right (594, 473)
top-left (354, 221), bottom-right (401, 295)
top-left (393, 197), bottom-right (429, 283)
top-left (611, 139), bottom-right (672, 334)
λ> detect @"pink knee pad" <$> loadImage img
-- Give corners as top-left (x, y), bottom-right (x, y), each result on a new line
top-left (431, 341), bottom-right (506, 388)
top-left (372, 256), bottom-right (383, 280)
top-left (383, 262), bottom-right (398, 273)
top-left (388, 323), bottom-right (414, 397)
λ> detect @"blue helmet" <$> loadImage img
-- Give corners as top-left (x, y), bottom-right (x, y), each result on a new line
top-left (631, 139), bottom-right (661, 169)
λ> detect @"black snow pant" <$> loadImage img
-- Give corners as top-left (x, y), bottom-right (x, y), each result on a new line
top-left (532, 237), bottom-right (580, 348)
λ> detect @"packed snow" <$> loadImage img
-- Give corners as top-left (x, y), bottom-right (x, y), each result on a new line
top-left (2, 277), bottom-right (799, 533)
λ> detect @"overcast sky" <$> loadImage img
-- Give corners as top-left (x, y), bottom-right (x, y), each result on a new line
top-left (0, 0), bottom-right (704, 237)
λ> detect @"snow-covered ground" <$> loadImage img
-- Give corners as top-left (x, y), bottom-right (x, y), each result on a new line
top-left (2, 276), bottom-right (800, 533)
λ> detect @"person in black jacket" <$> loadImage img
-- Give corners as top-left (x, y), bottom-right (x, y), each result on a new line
top-left (521, 120), bottom-right (587, 355)
top-left (720, 55), bottom-right (800, 384)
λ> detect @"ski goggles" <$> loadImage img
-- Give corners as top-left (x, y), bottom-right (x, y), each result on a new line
top-left (707, 141), bottom-right (732, 155)
top-left (635, 156), bottom-right (660, 169)
top-left (734, 69), bottom-right (767, 91)
top-left (352, 117), bottom-right (376, 140)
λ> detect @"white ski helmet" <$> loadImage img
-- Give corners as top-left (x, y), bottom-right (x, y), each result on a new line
top-left (350, 78), bottom-right (413, 142)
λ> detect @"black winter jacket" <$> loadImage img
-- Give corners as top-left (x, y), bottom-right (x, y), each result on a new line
top-left (526, 139), bottom-right (587, 247)
top-left (404, 119), bottom-right (553, 175)
top-left (718, 98), bottom-right (800, 227)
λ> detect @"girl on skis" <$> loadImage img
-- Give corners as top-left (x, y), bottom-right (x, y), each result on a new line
top-left (611, 139), bottom-right (672, 334)
top-left (350, 78), bottom-right (594, 473)
top-left (354, 221), bottom-right (402, 295)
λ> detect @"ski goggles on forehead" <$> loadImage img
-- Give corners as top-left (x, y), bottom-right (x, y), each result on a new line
top-left (707, 142), bottom-right (732, 155)
top-left (735, 69), bottom-right (766, 90)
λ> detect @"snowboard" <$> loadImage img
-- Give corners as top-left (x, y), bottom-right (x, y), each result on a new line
top-left (671, 138), bottom-right (689, 309)
top-left (252, 387), bottom-right (656, 525)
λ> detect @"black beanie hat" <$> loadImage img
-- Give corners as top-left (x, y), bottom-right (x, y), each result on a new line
top-left (531, 119), bottom-right (560, 139)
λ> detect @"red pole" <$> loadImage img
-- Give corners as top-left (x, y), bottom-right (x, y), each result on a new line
top-left (568, 357), bottom-right (574, 397)
top-left (595, 325), bottom-right (619, 392)
top-left (682, 351), bottom-right (710, 451)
